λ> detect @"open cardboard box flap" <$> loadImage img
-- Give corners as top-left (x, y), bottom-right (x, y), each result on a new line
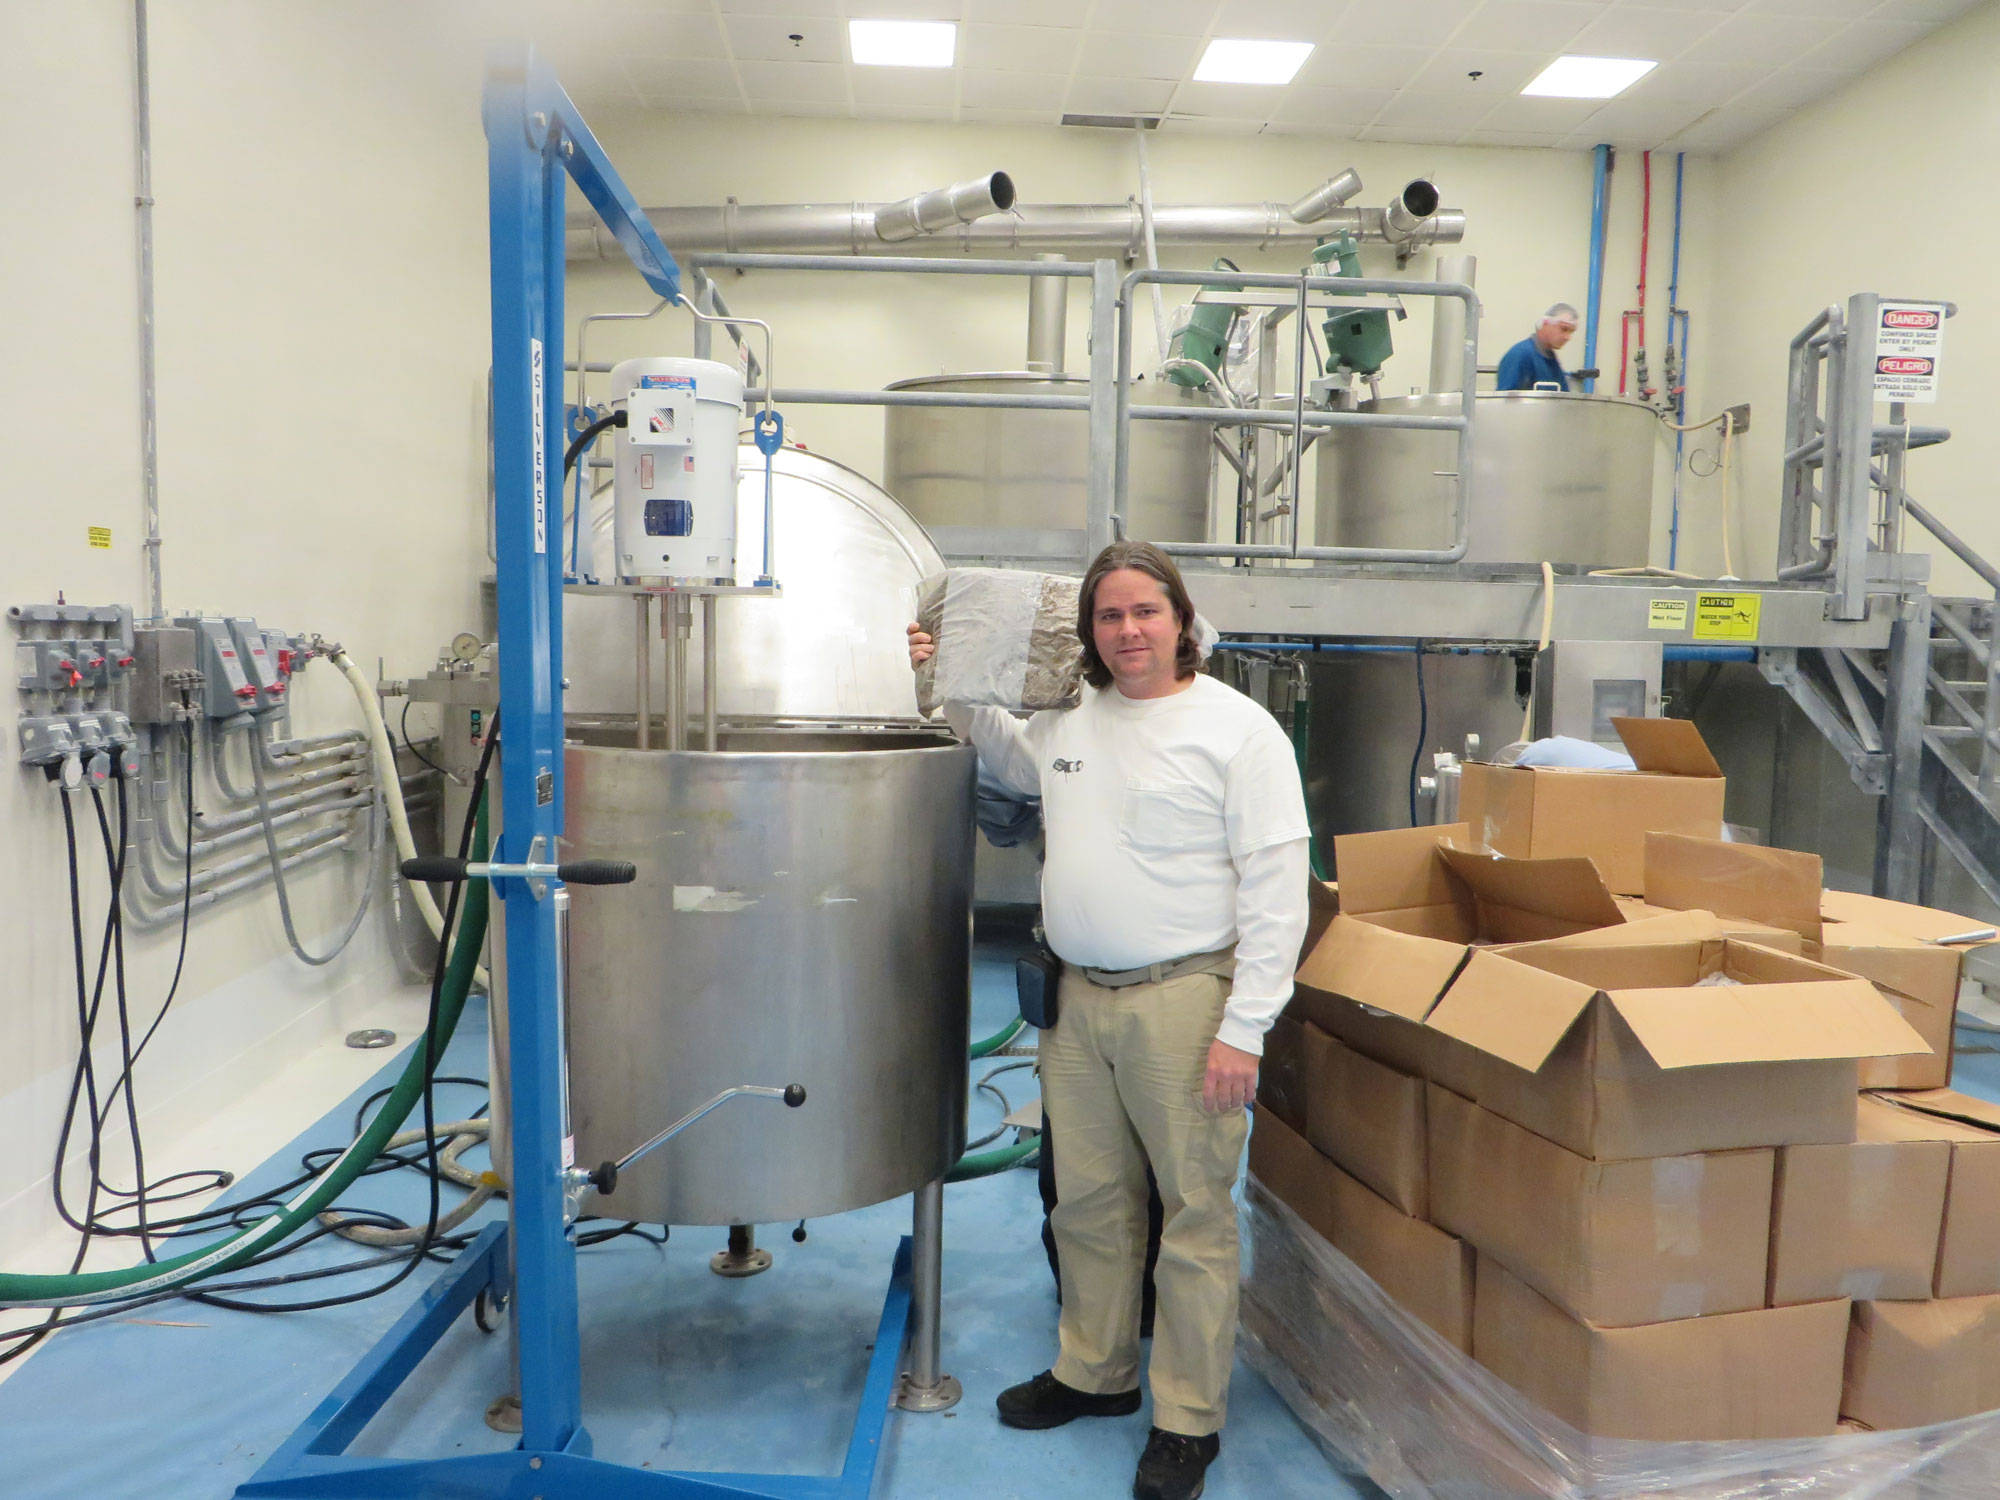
top-left (1330, 823), bottom-right (1625, 941)
top-left (1873, 1087), bottom-right (2000, 1133)
top-left (1820, 889), bottom-right (2000, 944)
top-left (1423, 947), bottom-right (1604, 1073)
top-left (1333, 823), bottom-right (1472, 920)
top-left (1295, 914), bottom-right (1465, 1022)
top-left (1427, 935), bottom-right (1931, 1076)
top-left (1435, 844), bottom-right (1627, 937)
top-left (1612, 716), bottom-right (1725, 778)
top-left (1644, 832), bottom-right (1823, 942)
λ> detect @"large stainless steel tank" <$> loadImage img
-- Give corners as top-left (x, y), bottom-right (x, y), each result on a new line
top-left (563, 443), bottom-right (940, 723)
top-left (1314, 391), bottom-right (1658, 567)
top-left (883, 372), bottom-right (1212, 544)
top-left (492, 731), bottom-right (975, 1226)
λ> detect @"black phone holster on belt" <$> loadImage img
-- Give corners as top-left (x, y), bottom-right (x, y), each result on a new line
top-left (1015, 929), bottom-right (1062, 1029)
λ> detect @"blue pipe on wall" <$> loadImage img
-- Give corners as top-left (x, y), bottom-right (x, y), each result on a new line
top-left (1583, 144), bottom-right (1611, 396)
top-left (1667, 152), bottom-right (1688, 569)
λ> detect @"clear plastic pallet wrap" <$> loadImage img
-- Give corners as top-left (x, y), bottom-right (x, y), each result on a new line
top-left (1238, 1180), bottom-right (2000, 1500)
top-left (915, 567), bottom-right (1084, 717)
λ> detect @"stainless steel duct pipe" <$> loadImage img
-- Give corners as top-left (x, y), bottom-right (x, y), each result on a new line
top-left (873, 171), bottom-right (1016, 242)
top-left (1287, 169), bottom-right (1363, 224)
top-left (568, 190), bottom-right (1463, 261)
top-left (1027, 253), bottom-right (1067, 372)
top-left (1429, 254), bottom-right (1477, 395)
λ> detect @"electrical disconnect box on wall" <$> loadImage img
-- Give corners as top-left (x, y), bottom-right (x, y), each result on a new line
top-left (130, 626), bottom-right (201, 724)
top-left (9, 601), bottom-right (141, 781)
top-left (177, 616), bottom-right (258, 719)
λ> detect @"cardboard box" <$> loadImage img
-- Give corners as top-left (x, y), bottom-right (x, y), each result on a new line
top-left (1428, 1083), bottom-right (1773, 1326)
top-left (1868, 1089), bottom-right (2000, 1297)
top-left (1820, 922), bottom-right (1962, 1090)
top-left (1248, 1112), bottom-right (1474, 1351)
top-left (1472, 1253), bottom-right (1849, 1440)
top-left (1257, 1013), bottom-right (1309, 1134)
top-left (1292, 825), bottom-right (1628, 1090)
top-left (1769, 1095), bottom-right (1951, 1305)
top-left (1302, 1025), bottom-right (1426, 1216)
top-left (1429, 932), bottom-right (1928, 1160)
top-left (1612, 897), bottom-right (1805, 953)
top-left (1843, 1294), bottom-right (2000, 1430)
top-left (1821, 889), bottom-right (2000, 945)
top-left (1642, 832), bottom-right (1824, 945)
top-left (1458, 718), bottom-right (1727, 895)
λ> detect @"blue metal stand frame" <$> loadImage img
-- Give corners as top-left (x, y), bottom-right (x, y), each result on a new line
top-left (234, 47), bottom-right (910, 1499)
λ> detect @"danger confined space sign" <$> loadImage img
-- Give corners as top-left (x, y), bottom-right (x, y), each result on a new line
top-left (1874, 302), bottom-right (1945, 404)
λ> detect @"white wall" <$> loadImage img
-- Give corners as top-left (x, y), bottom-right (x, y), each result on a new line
top-left (0, 2), bottom-right (495, 1268)
top-left (1698, 0), bottom-right (2000, 589)
top-left (565, 111), bottom-right (1717, 567)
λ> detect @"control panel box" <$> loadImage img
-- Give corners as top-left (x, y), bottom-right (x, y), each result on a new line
top-left (130, 626), bottom-right (201, 723)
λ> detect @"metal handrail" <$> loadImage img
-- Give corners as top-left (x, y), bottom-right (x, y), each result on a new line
top-left (1904, 496), bottom-right (2000, 593)
top-left (1112, 266), bottom-right (1480, 564)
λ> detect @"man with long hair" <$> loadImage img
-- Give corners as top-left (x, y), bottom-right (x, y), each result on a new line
top-left (909, 542), bottom-right (1310, 1500)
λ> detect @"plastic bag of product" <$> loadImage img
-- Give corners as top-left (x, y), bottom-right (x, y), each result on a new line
top-left (915, 568), bottom-right (1084, 716)
top-left (1236, 1179), bottom-right (2000, 1500)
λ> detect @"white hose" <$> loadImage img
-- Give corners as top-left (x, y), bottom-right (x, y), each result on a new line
top-left (331, 649), bottom-right (488, 987)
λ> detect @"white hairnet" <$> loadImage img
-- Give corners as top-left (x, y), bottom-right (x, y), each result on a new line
top-left (1540, 303), bottom-right (1580, 327)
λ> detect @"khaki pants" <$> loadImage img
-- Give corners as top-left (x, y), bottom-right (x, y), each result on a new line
top-left (1041, 963), bottom-right (1246, 1437)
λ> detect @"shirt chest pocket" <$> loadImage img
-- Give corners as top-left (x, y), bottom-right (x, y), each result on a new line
top-left (1119, 779), bottom-right (1226, 854)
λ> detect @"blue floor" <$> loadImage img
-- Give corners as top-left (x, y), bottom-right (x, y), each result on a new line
top-left (0, 934), bottom-right (1360, 1500)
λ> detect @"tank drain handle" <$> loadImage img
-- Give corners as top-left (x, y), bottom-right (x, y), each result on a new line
top-left (399, 854), bottom-right (637, 886)
top-left (583, 1083), bottom-right (807, 1198)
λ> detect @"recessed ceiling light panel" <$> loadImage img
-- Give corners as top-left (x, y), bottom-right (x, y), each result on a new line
top-left (1193, 38), bottom-right (1315, 86)
top-left (849, 19), bottom-right (957, 68)
top-left (1521, 55), bottom-right (1657, 99)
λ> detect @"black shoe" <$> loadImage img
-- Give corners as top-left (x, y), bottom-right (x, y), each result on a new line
top-left (995, 1370), bottom-right (1142, 1430)
top-left (1133, 1426), bottom-right (1221, 1500)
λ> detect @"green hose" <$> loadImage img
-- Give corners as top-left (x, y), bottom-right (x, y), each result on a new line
top-left (0, 812), bottom-right (489, 1310)
top-left (945, 1136), bottom-right (1040, 1183)
top-left (969, 1015), bottom-right (1026, 1059)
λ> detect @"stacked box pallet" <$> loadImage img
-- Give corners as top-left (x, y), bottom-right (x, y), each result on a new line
top-left (1249, 801), bottom-right (1991, 1441)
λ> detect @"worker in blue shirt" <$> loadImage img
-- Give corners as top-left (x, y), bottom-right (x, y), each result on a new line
top-left (1495, 303), bottom-right (1579, 391)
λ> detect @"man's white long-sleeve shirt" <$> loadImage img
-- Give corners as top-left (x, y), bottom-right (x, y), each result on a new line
top-left (946, 675), bottom-right (1311, 1055)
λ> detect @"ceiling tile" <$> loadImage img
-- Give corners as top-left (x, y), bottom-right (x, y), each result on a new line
top-left (861, 104), bottom-right (965, 121)
top-left (1570, 94), bottom-right (1711, 138)
top-left (1210, 0), bottom-right (1350, 39)
top-left (1159, 115), bottom-right (1270, 133)
top-left (611, 10), bottom-right (731, 55)
top-left (1408, 49), bottom-right (1549, 92)
top-left (1567, 7), bottom-right (1731, 58)
top-left (1333, 0), bottom-right (1483, 46)
top-left (1090, 0), bottom-right (1223, 35)
top-left (1171, 79), bottom-right (1301, 115)
top-left (963, 0), bottom-right (1087, 22)
top-left (1614, 0), bottom-right (1750, 11)
top-left (1076, 31), bottom-right (1205, 81)
top-left (959, 70), bottom-right (1070, 108)
top-left (761, 100), bottom-right (854, 118)
top-left (1663, 102), bottom-right (1794, 147)
top-left (1639, 58), bottom-right (1773, 104)
top-left (1272, 85), bottom-right (1397, 125)
top-left (1297, 42), bottom-right (1432, 90)
top-left (1746, 64), bottom-right (1862, 107)
top-left (531, 52), bottom-right (647, 108)
top-left (961, 23), bottom-right (1083, 72)
top-left (851, 63), bottom-right (959, 103)
top-left (1475, 93), bottom-right (1607, 130)
top-left (1064, 75), bottom-right (1178, 113)
top-left (1370, 87), bottom-right (1507, 129)
top-left (718, 0), bottom-right (840, 14)
top-left (835, 0), bottom-right (966, 18)
top-left (724, 15), bottom-right (845, 62)
top-left (1679, 11), bottom-right (1846, 64)
top-left (1472, 128), bottom-right (1576, 144)
top-left (624, 57), bottom-right (745, 98)
top-left (1448, 0), bottom-right (1601, 52)
top-left (1869, 0), bottom-right (1984, 20)
top-left (961, 105), bottom-right (1063, 122)
top-left (1741, 0), bottom-right (1881, 16)
top-left (736, 58), bottom-right (851, 100)
top-left (1795, 17), bottom-right (1933, 67)
top-left (1360, 122), bottom-right (1476, 144)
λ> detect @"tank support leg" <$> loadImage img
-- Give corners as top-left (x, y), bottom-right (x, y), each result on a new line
top-left (710, 1222), bottom-right (773, 1278)
top-left (896, 1176), bottom-right (962, 1412)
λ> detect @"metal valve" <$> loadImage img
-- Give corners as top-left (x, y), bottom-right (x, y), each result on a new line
top-left (580, 1083), bottom-right (807, 1199)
